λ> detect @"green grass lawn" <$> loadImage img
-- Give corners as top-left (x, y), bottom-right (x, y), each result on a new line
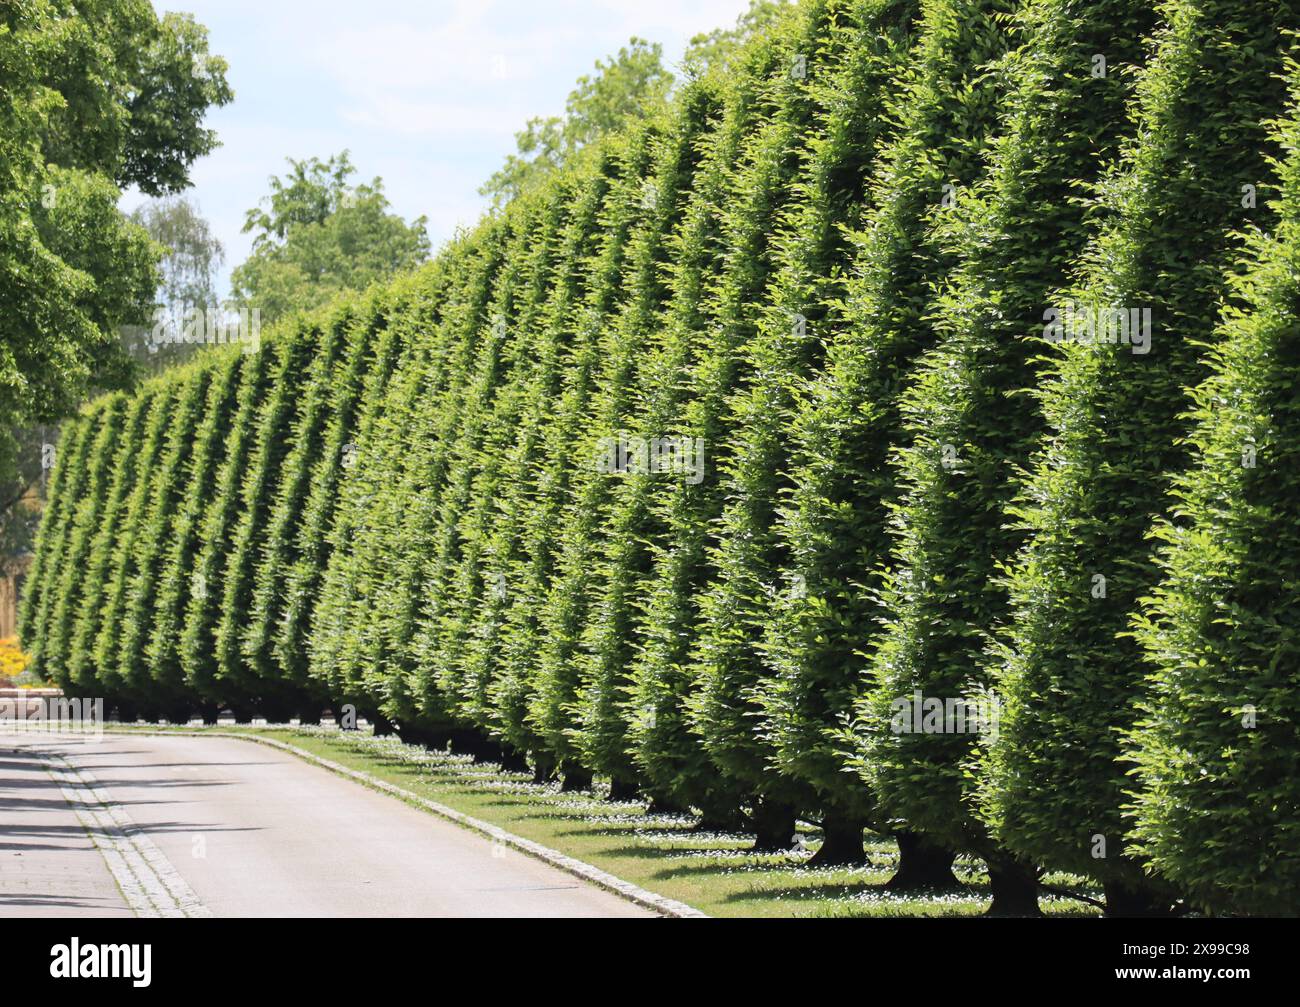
top-left (108, 723), bottom-right (1103, 918)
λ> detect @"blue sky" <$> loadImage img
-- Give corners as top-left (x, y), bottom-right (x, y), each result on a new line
top-left (130, 0), bottom-right (757, 300)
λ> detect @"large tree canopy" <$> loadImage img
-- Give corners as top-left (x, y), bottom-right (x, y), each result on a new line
top-left (0, 0), bottom-right (232, 491)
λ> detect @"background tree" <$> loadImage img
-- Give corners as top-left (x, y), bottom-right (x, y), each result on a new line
top-left (0, 426), bottom-right (60, 559)
top-left (0, 0), bottom-right (231, 489)
top-left (681, 0), bottom-right (792, 77)
top-left (479, 39), bottom-right (673, 205)
top-left (480, 7), bottom-right (795, 209)
top-left (229, 152), bottom-right (431, 323)
top-left (126, 195), bottom-right (226, 372)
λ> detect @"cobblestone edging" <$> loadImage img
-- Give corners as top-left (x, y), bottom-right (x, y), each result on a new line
top-left (108, 727), bottom-right (709, 919)
top-left (43, 750), bottom-right (210, 918)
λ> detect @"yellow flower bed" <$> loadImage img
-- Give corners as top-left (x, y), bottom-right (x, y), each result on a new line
top-left (0, 636), bottom-right (31, 684)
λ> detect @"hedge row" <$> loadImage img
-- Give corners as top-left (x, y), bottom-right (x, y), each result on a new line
top-left (22, 0), bottom-right (1300, 915)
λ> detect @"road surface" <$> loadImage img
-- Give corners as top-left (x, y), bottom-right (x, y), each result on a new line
top-left (0, 732), bottom-right (653, 918)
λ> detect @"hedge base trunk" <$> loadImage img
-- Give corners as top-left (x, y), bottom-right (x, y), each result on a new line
top-left (200, 704), bottom-right (220, 726)
top-left (531, 758), bottom-right (557, 785)
top-left (297, 706), bottom-right (322, 725)
top-left (692, 800), bottom-right (749, 834)
top-left (641, 798), bottom-right (682, 817)
top-left (808, 812), bottom-right (868, 867)
top-left (984, 854), bottom-right (1042, 917)
top-left (259, 698), bottom-right (292, 724)
top-left (467, 734), bottom-right (504, 764)
top-left (371, 711), bottom-right (395, 737)
top-left (560, 764), bottom-right (593, 792)
top-left (1104, 880), bottom-right (1175, 918)
top-left (497, 745), bottom-right (530, 774)
top-left (886, 831), bottom-right (959, 891)
top-left (607, 776), bottom-right (641, 802)
top-left (750, 799), bottom-right (798, 852)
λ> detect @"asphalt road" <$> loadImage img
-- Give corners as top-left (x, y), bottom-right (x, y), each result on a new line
top-left (0, 732), bottom-right (652, 918)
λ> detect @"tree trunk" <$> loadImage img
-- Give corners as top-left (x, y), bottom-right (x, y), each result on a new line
top-left (645, 792), bottom-right (690, 816)
top-left (200, 704), bottom-right (220, 726)
top-left (560, 764), bottom-right (593, 792)
top-left (497, 745), bottom-right (530, 774)
top-left (885, 831), bottom-right (960, 891)
top-left (297, 706), bottom-right (322, 726)
top-left (692, 797), bottom-right (749, 833)
top-left (531, 759), bottom-right (556, 785)
top-left (808, 811), bottom-right (868, 867)
top-left (750, 799), bottom-right (798, 853)
top-left (607, 776), bottom-right (641, 802)
top-left (1104, 880), bottom-right (1175, 918)
top-left (984, 852), bottom-right (1041, 917)
top-left (371, 711), bottom-right (395, 737)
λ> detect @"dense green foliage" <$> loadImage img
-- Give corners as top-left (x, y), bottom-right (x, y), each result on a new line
top-left (0, 1), bottom-right (230, 489)
top-left (844, 0), bottom-right (1157, 885)
top-left (22, 0), bottom-right (1300, 914)
top-left (126, 194), bottom-right (226, 373)
top-left (28, 397), bottom-right (129, 686)
top-left (732, 0), bottom-right (1008, 851)
top-left (146, 351), bottom-right (244, 710)
top-left (981, 0), bottom-right (1300, 897)
top-left (1126, 84), bottom-right (1300, 915)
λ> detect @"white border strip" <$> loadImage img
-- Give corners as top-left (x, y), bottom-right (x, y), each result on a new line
top-left (44, 752), bottom-right (211, 918)
top-left (109, 728), bottom-right (708, 919)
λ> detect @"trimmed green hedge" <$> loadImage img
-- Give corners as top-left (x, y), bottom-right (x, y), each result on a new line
top-left (21, 0), bottom-right (1300, 915)
top-left (746, 0), bottom-right (1013, 854)
top-left (19, 411), bottom-right (94, 667)
top-left (849, 0), bottom-right (1159, 890)
top-left (1127, 81), bottom-right (1300, 915)
top-left (147, 350), bottom-right (245, 712)
top-left (981, 0), bottom-right (1299, 900)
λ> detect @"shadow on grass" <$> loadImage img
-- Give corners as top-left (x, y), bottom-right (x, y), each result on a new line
top-left (281, 729), bottom-right (1111, 918)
